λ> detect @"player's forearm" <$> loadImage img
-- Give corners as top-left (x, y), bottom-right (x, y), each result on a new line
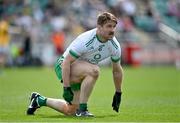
top-left (113, 66), bottom-right (123, 92)
top-left (62, 61), bottom-right (71, 87)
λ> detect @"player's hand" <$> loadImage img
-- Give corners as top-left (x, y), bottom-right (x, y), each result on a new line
top-left (63, 87), bottom-right (74, 104)
top-left (112, 91), bottom-right (122, 112)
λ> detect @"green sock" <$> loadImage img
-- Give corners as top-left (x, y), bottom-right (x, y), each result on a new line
top-left (79, 103), bottom-right (87, 111)
top-left (37, 96), bottom-right (47, 106)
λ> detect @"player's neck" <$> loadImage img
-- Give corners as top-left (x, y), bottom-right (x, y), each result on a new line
top-left (96, 32), bottom-right (108, 43)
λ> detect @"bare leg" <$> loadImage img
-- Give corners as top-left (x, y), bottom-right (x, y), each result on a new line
top-left (70, 61), bottom-right (100, 108)
top-left (46, 98), bottom-right (67, 113)
top-left (27, 60), bottom-right (99, 116)
top-left (42, 90), bottom-right (80, 115)
top-left (46, 98), bottom-right (78, 115)
top-left (80, 69), bottom-right (99, 103)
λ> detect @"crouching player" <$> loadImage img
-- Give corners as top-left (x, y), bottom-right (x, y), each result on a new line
top-left (27, 12), bottom-right (123, 117)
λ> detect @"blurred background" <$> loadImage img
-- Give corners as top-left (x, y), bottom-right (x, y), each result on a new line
top-left (0, 0), bottom-right (180, 69)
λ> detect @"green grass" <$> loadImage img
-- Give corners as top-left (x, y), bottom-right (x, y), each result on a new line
top-left (0, 66), bottom-right (180, 122)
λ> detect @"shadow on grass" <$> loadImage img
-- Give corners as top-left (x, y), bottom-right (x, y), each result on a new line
top-left (38, 114), bottom-right (118, 119)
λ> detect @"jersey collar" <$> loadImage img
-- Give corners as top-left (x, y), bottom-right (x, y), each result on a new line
top-left (96, 34), bottom-right (108, 43)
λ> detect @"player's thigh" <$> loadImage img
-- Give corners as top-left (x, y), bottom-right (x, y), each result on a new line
top-left (70, 60), bottom-right (100, 82)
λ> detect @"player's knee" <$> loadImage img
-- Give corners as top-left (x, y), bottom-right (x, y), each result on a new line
top-left (90, 66), bottom-right (100, 78)
top-left (62, 104), bottom-right (78, 116)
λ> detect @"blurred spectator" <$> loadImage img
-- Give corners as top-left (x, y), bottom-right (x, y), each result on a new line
top-left (119, 0), bottom-right (136, 24)
top-left (177, 0), bottom-right (180, 21)
top-left (50, 16), bottom-right (66, 32)
top-left (167, 0), bottom-right (180, 21)
top-left (22, 31), bottom-right (32, 65)
top-left (0, 0), bottom-right (178, 67)
top-left (14, 12), bottom-right (33, 33)
top-left (134, 0), bottom-right (160, 32)
top-left (167, 0), bottom-right (178, 17)
top-left (51, 30), bottom-right (65, 56)
top-left (144, 2), bottom-right (153, 17)
top-left (0, 16), bottom-right (10, 69)
top-left (121, 15), bottom-right (134, 32)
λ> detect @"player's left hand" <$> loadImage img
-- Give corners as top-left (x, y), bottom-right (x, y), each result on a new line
top-left (112, 91), bottom-right (122, 112)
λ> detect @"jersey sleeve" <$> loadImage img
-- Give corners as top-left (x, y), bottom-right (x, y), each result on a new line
top-left (110, 38), bottom-right (121, 63)
top-left (69, 36), bottom-right (87, 59)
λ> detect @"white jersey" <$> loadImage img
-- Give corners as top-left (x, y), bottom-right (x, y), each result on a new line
top-left (63, 28), bottom-right (121, 65)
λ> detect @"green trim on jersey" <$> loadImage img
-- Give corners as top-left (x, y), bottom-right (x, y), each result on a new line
top-left (96, 35), bottom-right (104, 43)
top-left (85, 36), bottom-right (95, 47)
top-left (111, 57), bottom-right (120, 62)
top-left (110, 40), bottom-right (118, 49)
top-left (96, 34), bottom-right (110, 43)
top-left (69, 50), bottom-right (79, 59)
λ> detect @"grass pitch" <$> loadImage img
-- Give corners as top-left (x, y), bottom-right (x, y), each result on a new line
top-left (0, 66), bottom-right (180, 122)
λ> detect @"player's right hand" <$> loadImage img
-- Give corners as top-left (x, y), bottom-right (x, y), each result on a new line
top-left (63, 87), bottom-right (74, 104)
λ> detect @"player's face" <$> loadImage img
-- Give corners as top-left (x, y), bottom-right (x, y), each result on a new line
top-left (99, 21), bottom-right (117, 40)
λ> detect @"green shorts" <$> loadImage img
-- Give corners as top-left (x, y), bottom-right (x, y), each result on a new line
top-left (54, 56), bottom-right (81, 91)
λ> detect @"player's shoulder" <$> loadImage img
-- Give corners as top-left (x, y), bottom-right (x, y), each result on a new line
top-left (109, 36), bottom-right (121, 49)
top-left (76, 28), bottom-right (97, 41)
